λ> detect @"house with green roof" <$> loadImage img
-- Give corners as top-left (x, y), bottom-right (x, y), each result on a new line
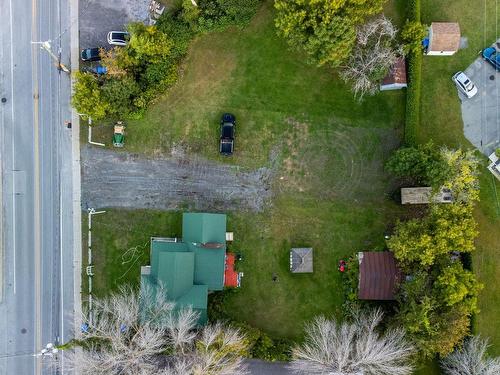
top-left (140, 213), bottom-right (227, 325)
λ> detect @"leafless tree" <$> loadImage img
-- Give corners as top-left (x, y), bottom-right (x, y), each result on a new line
top-left (441, 336), bottom-right (500, 375)
top-left (290, 309), bottom-right (415, 375)
top-left (53, 284), bottom-right (248, 375)
top-left (340, 16), bottom-right (403, 99)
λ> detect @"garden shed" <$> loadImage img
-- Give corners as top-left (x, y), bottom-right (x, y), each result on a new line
top-left (380, 57), bottom-right (407, 91)
top-left (290, 248), bottom-right (313, 273)
top-left (401, 187), bottom-right (453, 204)
top-left (426, 22), bottom-right (461, 55)
top-left (358, 252), bottom-right (400, 300)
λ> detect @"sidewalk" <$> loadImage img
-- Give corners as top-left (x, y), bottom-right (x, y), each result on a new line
top-left (70, 0), bottom-right (83, 342)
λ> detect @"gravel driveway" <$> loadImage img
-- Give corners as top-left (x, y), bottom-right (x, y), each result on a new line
top-left (460, 40), bottom-right (500, 156)
top-left (81, 146), bottom-right (273, 211)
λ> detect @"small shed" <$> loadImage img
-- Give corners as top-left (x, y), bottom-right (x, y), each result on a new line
top-left (401, 187), bottom-right (453, 204)
top-left (358, 252), bottom-right (400, 300)
top-left (290, 248), bottom-right (313, 273)
top-left (380, 57), bottom-right (407, 91)
top-left (426, 22), bottom-right (461, 55)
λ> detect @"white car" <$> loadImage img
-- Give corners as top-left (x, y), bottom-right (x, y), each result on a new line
top-left (452, 71), bottom-right (478, 98)
top-left (107, 31), bottom-right (129, 46)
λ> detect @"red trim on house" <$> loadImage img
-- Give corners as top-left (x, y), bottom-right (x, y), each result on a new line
top-left (224, 253), bottom-right (239, 288)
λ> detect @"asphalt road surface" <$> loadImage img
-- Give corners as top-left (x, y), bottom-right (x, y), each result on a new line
top-left (460, 41), bottom-right (500, 157)
top-left (0, 0), bottom-right (75, 373)
top-left (81, 146), bottom-right (273, 212)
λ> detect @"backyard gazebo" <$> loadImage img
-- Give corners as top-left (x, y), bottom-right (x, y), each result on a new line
top-left (290, 248), bottom-right (313, 273)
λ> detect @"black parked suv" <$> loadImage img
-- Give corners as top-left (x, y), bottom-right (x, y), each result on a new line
top-left (81, 48), bottom-right (101, 62)
top-left (219, 113), bottom-right (235, 156)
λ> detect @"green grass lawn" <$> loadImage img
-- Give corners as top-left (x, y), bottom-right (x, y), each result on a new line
top-left (88, 1), bottom-right (404, 170)
top-left (419, 0), bottom-right (500, 355)
top-left (82, 0), bottom-right (407, 341)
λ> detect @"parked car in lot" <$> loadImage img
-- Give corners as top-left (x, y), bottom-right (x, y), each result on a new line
top-left (482, 47), bottom-right (500, 70)
top-left (107, 31), bottom-right (129, 46)
top-left (452, 71), bottom-right (478, 98)
top-left (80, 47), bottom-right (101, 62)
top-left (219, 113), bottom-right (235, 156)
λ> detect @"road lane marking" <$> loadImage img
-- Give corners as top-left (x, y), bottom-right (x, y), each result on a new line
top-left (31, 0), bottom-right (42, 372)
top-left (8, 0), bottom-right (16, 297)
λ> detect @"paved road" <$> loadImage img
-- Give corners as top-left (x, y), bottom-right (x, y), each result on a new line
top-left (245, 359), bottom-right (291, 375)
top-left (0, 0), bottom-right (75, 373)
top-left (81, 146), bottom-right (273, 212)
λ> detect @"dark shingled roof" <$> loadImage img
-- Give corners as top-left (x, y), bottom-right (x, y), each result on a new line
top-left (381, 57), bottom-right (407, 86)
top-left (358, 252), bottom-right (400, 300)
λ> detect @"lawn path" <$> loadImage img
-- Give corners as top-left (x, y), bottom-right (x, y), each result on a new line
top-left (81, 145), bottom-right (273, 211)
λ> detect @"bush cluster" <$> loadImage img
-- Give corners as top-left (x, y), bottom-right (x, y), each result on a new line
top-left (386, 144), bottom-right (483, 358)
top-left (73, 0), bottom-right (262, 121)
top-left (208, 290), bottom-right (292, 361)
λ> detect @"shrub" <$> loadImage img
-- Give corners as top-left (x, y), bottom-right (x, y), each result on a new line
top-left (401, 20), bottom-right (426, 55)
top-left (207, 290), bottom-right (293, 361)
top-left (194, 0), bottom-right (262, 32)
top-left (341, 254), bottom-right (362, 316)
top-left (72, 72), bottom-right (109, 120)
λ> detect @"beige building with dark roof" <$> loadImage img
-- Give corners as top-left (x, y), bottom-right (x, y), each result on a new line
top-left (380, 57), bottom-right (407, 91)
top-left (427, 22), bottom-right (461, 55)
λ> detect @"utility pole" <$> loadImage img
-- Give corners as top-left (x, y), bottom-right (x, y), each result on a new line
top-left (32, 40), bottom-right (70, 73)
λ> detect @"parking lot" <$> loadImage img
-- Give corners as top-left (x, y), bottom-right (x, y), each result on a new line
top-left (460, 41), bottom-right (500, 156)
top-left (79, 0), bottom-right (149, 48)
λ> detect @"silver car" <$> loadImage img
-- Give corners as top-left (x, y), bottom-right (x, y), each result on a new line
top-left (107, 31), bottom-right (129, 46)
top-left (452, 71), bottom-right (478, 98)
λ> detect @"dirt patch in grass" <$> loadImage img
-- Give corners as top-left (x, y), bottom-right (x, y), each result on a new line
top-left (81, 145), bottom-right (273, 212)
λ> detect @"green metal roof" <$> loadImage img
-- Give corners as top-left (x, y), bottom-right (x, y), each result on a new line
top-left (182, 213), bottom-right (226, 244)
top-left (156, 251), bottom-right (194, 299)
top-left (190, 243), bottom-right (225, 290)
top-left (141, 213), bottom-right (227, 325)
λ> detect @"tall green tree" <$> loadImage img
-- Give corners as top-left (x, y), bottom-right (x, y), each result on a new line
top-left (388, 203), bottom-right (477, 267)
top-left (434, 262), bottom-right (482, 312)
top-left (401, 20), bottom-right (426, 54)
top-left (101, 76), bottom-right (141, 117)
top-left (127, 22), bottom-right (174, 63)
top-left (72, 72), bottom-right (109, 120)
top-left (385, 142), bottom-right (451, 187)
top-left (274, 0), bottom-right (386, 67)
top-left (395, 270), bottom-right (480, 358)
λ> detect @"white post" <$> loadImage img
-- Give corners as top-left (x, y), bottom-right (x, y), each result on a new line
top-left (87, 209), bottom-right (105, 325)
top-left (77, 114), bottom-right (105, 146)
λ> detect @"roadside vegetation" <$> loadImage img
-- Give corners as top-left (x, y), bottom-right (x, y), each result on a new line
top-left (413, 0), bottom-right (500, 356)
top-left (73, 0), bottom-right (263, 120)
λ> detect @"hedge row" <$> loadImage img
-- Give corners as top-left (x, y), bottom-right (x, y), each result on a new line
top-left (404, 51), bottom-right (422, 145)
top-left (404, 0), bottom-right (422, 145)
top-left (407, 0), bottom-right (421, 22)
